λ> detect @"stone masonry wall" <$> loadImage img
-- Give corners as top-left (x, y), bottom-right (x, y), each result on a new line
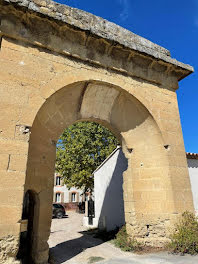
top-left (0, 0), bottom-right (194, 263)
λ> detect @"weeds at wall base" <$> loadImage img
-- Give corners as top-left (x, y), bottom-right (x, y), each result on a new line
top-left (167, 211), bottom-right (198, 255)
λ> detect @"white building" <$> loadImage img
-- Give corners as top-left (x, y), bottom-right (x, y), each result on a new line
top-left (187, 152), bottom-right (198, 215)
top-left (83, 146), bottom-right (127, 231)
top-left (83, 149), bottom-right (198, 231)
top-left (94, 146), bottom-right (127, 231)
top-left (54, 149), bottom-right (198, 225)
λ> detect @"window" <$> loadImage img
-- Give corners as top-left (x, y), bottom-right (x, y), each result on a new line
top-left (56, 176), bottom-right (61, 186)
top-left (71, 192), bottom-right (76, 202)
top-left (55, 193), bottom-right (61, 203)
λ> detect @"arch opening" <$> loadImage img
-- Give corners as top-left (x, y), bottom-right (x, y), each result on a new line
top-left (22, 80), bottom-right (171, 263)
top-left (48, 120), bottom-right (127, 262)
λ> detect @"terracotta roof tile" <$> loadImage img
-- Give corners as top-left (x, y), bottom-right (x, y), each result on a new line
top-left (186, 152), bottom-right (198, 159)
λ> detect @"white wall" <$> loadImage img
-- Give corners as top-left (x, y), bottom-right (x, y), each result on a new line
top-left (94, 148), bottom-right (127, 231)
top-left (188, 158), bottom-right (198, 215)
top-left (85, 154), bottom-right (198, 231)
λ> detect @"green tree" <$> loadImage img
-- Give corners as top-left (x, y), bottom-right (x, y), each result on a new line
top-left (56, 121), bottom-right (119, 192)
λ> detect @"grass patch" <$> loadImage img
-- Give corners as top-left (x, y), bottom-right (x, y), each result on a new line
top-left (113, 225), bottom-right (143, 252)
top-left (167, 211), bottom-right (198, 255)
top-left (86, 225), bottom-right (143, 252)
top-left (88, 256), bottom-right (105, 263)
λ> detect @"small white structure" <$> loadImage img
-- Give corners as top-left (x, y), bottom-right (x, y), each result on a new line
top-left (187, 153), bottom-right (198, 215)
top-left (83, 150), bottom-right (198, 231)
top-left (84, 146), bottom-right (127, 231)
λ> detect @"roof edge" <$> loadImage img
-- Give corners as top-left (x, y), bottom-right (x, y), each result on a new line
top-left (186, 152), bottom-right (198, 160)
top-left (0, 0), bottom-right (194, 75)
top-left (93, 146), bottom-right (122, 174)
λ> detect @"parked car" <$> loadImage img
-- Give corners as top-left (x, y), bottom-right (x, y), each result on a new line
top-left (52, 203), bottom-right (66, 219)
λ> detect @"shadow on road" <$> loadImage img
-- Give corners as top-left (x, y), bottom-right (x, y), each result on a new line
top-left (49, 232), bottom-right (104, 264)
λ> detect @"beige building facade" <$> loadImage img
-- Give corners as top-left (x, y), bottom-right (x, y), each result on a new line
top-left (0, 0), bottom-right (195, 263)
top-left (53, 174), bottom-right (84, 210)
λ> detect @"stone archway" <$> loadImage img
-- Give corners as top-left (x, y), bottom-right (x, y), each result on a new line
top-left (23, 80), bottom-right (179, 263)
top-left (0, 1), bottom-right (194, 263)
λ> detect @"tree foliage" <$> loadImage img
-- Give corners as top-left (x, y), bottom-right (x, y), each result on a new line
top-left (56, 121), bottom-right (119, 191)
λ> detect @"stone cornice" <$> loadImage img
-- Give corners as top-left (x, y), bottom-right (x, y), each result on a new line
top-left (0, 0), bottom-right (171, 57)
top-left (0, 0), bottom-right (194, 88)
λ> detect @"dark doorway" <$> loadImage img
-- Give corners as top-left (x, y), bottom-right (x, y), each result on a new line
top-left (17, 190), bottom-right (36, 264)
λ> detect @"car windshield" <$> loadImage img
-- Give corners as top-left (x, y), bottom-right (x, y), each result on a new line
top-left (53, 204), bottom-right (63, 209)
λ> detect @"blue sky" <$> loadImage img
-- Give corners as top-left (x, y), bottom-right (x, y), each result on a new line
top-left (57, 0), bottom-right (198, 153)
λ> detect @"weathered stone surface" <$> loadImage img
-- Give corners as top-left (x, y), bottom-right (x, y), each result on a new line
top-left (0, 154), bottom-right (9, 170)
top-left (0, 1), bottom-right (194, 263)
top-left (0, 236), bottom-right (20, 264)
top-left (8, 154), bottom-right (27, 172)
top-left (0, 0), bottom-right (194, 77)
top-left (1, 0), bottom-right (170, 57)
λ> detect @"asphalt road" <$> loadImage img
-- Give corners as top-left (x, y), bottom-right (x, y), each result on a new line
top-left (48, 212), bottom-right (198, 264)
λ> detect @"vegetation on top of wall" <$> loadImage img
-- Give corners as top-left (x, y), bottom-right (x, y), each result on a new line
top-left (167, 211), bottom-right (198, 255)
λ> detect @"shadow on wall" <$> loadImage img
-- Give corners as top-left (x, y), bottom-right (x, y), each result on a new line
top-left (97, 149), bottom-right (128, 231)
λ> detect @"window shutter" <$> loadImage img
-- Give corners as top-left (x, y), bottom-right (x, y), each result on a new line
top-left (77, 192), bottom-right (79, 202)
top-left (60, 177), bottom-right (63, 186)
top-left (69, 192), bottom-right (72, 202)
top-left (61, 192), bottom-right (64, 203)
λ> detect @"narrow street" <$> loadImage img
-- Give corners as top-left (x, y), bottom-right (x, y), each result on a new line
top-left (48, 211), bottom-right (130, 263)
top-left (48, 212), bottom-right (198, 264)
